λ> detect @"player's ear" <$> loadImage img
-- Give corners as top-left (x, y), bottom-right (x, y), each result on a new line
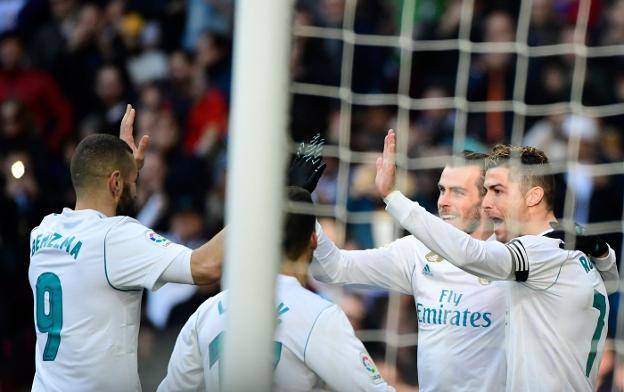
top-left (309, 232), bottom-right (318, 250)
top-left (525, 186), bottom-right (544, 207)
top-left (108, 170), bottom-right (122, 198)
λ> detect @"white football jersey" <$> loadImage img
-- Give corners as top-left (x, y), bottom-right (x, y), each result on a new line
top-left (311, 224), bottom-right (507, 392)
top-left (158, 275), bottom-right (395, 392)
top-left (28, 208), bottom-right (193, 392)
top-left (385, 191), bottom-right (610, 391)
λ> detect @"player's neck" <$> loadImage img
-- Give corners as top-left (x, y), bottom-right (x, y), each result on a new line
top-left (280, 256), bottom-right (310, 285)
top-left (75, 195), bottom-right (116, 217)
top-left (521, 209), bottom-right (556, 236)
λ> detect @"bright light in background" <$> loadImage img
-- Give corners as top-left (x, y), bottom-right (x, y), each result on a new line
top-left (11, 160), bottom-right (25, 179)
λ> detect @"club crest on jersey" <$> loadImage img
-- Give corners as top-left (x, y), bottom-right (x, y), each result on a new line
top-left (478, 277), bottom-right (491, 285)
top-left (145, 230), bottom-right (172, 247)
top-left (359, 352), bottom-right (383, 384)
top-left (425, 251), bottom-right (445, 263)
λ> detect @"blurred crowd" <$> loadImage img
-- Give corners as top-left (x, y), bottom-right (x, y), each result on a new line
top-left (1, 0), bottom-right (623, 390)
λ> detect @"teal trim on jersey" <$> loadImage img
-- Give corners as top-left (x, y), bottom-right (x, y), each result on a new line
top-left (303, 305), bottom-right (332, 363)
top-left (276, 302), bottom-right (289, 317)
top-left (103, 219), bottom-right (142, 292)
top-left (209, 331), bottom-right (223, 368)
top-left (208, 332), bottom-right (282, 370)
top-left (217, 301), bottom-right (226, 315)
top-left (586, 291), bottom-right (606, 376)
top-left (36, 272), bottom-right (63, 361)
top-left (273, 342), bottom-right (283, 369)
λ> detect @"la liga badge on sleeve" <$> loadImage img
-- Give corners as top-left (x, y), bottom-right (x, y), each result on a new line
top-left (360, 352), bottom-right (383, 384)
top-left (145, 230), bottom-right (172, 247)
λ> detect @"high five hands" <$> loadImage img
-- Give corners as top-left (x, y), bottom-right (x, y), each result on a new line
top-left (375, 129), bottom-right (397, 198)
top-left (120, 104), bottom-right (150, 170)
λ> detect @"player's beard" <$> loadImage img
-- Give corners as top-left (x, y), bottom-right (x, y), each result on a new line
top-left (464, 203), bottom-right (482, 234)
top-left (116, 182), bottom-right (136, 216)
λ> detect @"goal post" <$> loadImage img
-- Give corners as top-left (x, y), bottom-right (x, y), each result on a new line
top-left (222, 1), bottom-right (293, 391)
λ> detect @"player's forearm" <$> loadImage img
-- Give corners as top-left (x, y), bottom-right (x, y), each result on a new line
top-left (384, 191), bottom-right (513, 280)
top-left (190, 228), bottom-right (225, 286)
top-left (592, 246), bottom-right (619, 294)
top-left (313, 222), bottom-right (411, 292)
top-left (311, 221), bottom-right (344, 283)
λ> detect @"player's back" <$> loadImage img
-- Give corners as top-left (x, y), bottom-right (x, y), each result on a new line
top-left (192, 276), bottom-right (338, 391)
top-left (29, 209), bottom-right (143, 392)
top-left (506, 235), bottom-right (609, 391)
top-left (160, 274), bottom-right (391, 391)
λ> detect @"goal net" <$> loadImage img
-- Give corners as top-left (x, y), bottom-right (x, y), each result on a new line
top-left (289, 0), bottom-right (624, 389)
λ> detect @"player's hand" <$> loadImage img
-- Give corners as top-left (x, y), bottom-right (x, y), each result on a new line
top-left (375, 129), bottom-right (397, 198)
top-left (545, 221), bottom-right (609, 258)
top-left (120, 104), bottom-right (150, 170)
top-left (287, 133), bottom-right (326, 193)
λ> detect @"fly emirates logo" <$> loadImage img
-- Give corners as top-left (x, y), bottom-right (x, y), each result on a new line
top-left (416, 289), bottom-right (492, 328)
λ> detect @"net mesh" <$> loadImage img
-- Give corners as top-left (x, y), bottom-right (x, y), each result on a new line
top-left (289, 0), bottom-right (624, 388)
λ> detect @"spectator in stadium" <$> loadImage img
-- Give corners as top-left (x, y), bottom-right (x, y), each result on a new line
top-left (528, 0), bottom-right (564, 46)
top-left (194, 31), bottom-right (232, 99)
top-left (164, 50), bottom-right (196, 129)
top-left (184, 70), bottom-right (228, 157)
top-left (135, 150), bottom-right (169, 229)
top-left (0, 33), bottom-right (73, 153)
top-left (376, 131), bottom-right (618, 390)
top-left (29, 1), bottom-right (104, 122)
top-left (158, 186), bottom-right (395, 392)
top-left (467, 11), bottom-right (517, 144)
top-left (28, 105), bottom-right (224, 391)
top-left (92, 64), bottom-right (129, 134)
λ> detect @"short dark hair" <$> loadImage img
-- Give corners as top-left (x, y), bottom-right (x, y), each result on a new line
top-left (70, 134), bottom-right (135, 194)
top-left (283, 187), bottom-right (315, 260)
top-left (486, 144), bottom-right (555, 210)
top-left (446, 150), bottom-right (488, 196)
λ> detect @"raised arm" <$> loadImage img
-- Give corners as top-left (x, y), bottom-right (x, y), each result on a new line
top-left (375, 130), bottom-right (517, 281)
top-left (384, 191), bottom-right (516, 280)
top-left (311, 222), bottom-right (415, 294)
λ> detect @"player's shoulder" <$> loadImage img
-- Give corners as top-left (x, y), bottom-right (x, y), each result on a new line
top-left (509, 234), bottom-right (562, 252)
top-left (195, 291), bottom-right (226, 319)
top-left (276, 276), bottom-right (334, 316)
top-left (104, 216), bottom-right (152, 239)
top-left (382, 235), bottom-right (430, 262)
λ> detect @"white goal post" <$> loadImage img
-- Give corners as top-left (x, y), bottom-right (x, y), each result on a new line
top-left (222, 1), bottom-right (293, 391)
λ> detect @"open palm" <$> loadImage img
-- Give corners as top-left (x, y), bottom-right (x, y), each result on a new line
top-left (375, 129), bottom-right (397, 198)
top-left (119, 104), bottom-right (150, 170)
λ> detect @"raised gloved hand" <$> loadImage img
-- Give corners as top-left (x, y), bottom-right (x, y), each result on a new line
top-left (545, 222), bottom-right (609, 257)
top-left (287, 133), bottom-right (326, 193)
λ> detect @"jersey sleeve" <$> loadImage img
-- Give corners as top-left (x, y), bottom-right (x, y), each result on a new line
top-left (304, 305), bottom-right (395, 391)
top-left (385, 191), bottom-right (517, 281)
top-left (104, 218), bottom-right (193, 291)
top-left (310, 222), bottom-right (416, 294)
top-left (592, 246), bottom-right (619, 295)
top-left (157, 311), bottom-right (205, 392)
